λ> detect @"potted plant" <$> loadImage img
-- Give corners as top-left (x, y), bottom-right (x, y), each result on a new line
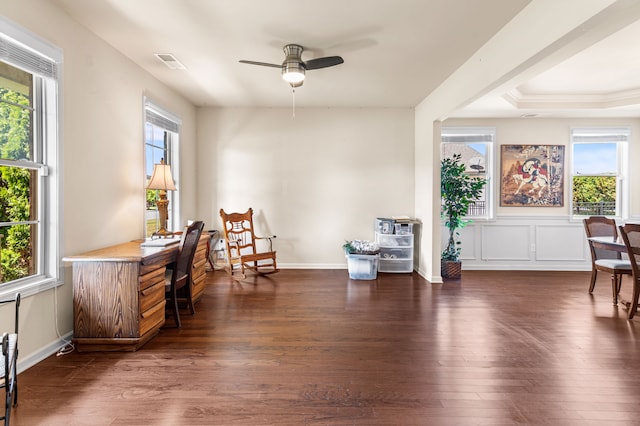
top-left (343, 240), bottom-right (380, 280)
top-left (441, 153), bottom-right (486, 279)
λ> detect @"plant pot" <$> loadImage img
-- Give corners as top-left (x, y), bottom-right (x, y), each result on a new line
top-left (441, 259), bottom-right (461, 279)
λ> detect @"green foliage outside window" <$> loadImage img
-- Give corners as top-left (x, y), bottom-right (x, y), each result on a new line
top-left (572, 176), bottom-right (617, 216)
top-left (0, 86), bottom-right (33, 282)
top-left (572, 176), bottom-right (616, 203)
top-left (146, 189), bottom-right (158, 209)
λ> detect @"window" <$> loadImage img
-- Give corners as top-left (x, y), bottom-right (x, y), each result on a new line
top-left (0, 17), bottom-right (62, 297)
top-left (571, 127), bottom-right (629, 217)
top-left (441, 127), bottom-right (494, 218)
top-left (144, 99), bottom-right (180, 237)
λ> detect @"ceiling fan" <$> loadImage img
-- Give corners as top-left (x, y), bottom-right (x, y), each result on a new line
top-left (240, 44), bottom-right (344, 88)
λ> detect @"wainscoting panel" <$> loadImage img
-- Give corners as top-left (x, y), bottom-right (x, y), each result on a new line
top-left (481, 224), bottom-right (531, 261)
top-left (535, 224), bottom-right (587, 261)
top-left (451, 216), bottom-right (593, 271)
top-left (460, 225), bottom-right (479, 260)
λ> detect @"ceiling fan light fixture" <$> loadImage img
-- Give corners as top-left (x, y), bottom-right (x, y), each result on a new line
top-left (240, 43), bottom-right (342, 91)
top-left (282, 61), bottom-right (305, 84)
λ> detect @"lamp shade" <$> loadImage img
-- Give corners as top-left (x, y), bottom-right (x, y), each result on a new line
top-left (147, 161), bottom-right (176, 190)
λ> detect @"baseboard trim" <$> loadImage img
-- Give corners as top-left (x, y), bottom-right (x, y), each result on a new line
top-left (18, 332), bottom-right (73, 374)
top-left (279, 263), bottom-right (347, 269)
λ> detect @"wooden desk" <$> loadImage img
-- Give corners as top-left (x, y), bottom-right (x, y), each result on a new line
top-left (63, 236), bottom-right (208, 352)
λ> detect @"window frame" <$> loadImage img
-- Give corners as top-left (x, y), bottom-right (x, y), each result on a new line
top-left (143, 98), bottom-right (181, 236)
top-left (570, 127), bottom-right (629, 219)
top-left (0, 17), bottom-right (62, 299)
top-left (441, 126), bottom-right (495, 220)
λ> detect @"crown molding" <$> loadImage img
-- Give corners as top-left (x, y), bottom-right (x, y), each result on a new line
top-left (504, 87), bottom-right (640, 110)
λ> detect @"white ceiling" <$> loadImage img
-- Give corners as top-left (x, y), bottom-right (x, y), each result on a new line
top-left (460, 16), bottom-right (640, 118)
top-left (51, 0), bottom-right (640, 118)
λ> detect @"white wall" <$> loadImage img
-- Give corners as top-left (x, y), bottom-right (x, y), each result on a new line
top-left (196, 107), bottom-right (415, 267)
top-left (415, 0), bottom-right (627, 282)
top-left (444, 117), bottom-right (640, 270)
top-left (0, 1), bottom-right (197, 369)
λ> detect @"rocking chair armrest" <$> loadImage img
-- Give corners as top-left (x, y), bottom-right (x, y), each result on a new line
top-left (255, 235), bottom-right (276, 251)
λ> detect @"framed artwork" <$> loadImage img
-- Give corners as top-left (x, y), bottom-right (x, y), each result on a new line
top-left (500, 145), bottom-right (564, 207)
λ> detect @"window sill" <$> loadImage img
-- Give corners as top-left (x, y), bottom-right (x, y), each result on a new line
top-left (0, 275), bottom-right (63, 300)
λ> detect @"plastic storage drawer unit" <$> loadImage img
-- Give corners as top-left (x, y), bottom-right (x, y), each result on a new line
top-left (375, 231), bottom-right (414, 273)
top-left (375, 233), bottom-right (413, 247)
top-left (378, 259), bottom-right (413, 273)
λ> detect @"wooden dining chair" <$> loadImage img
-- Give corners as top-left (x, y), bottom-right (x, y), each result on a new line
top-left (618, 224), bottom-right (640, 319)
top-left (165, 221), bottom-right (204, 327)
top-left (583, 216), bottom-right (631, 305)
top-left (219, 208), bottom-right (278, 280)
top-left (1, 293), bottom-right (20, 426)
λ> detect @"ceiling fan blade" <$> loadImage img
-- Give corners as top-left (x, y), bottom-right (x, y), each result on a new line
top-left (239, 60), bottom-right (281, 68)
top-left (304, 56), bottom-right (344, 70)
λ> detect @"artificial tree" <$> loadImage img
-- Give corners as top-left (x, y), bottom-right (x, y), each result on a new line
top-left (441, 153), bottom-right (486, 278)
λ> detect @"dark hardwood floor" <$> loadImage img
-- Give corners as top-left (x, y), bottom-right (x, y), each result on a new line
top-left (11, 269), bottom-right (640, 425)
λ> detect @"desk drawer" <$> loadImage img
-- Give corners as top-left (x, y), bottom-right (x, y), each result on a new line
top-left (139, 266), bottom-right (166, 291)
top-left (140, 300), bottom-right (165, 336)
top-left (192, 273), bottom-right (206, 301)
top-left (192, 257), bottom-right (206, 276)
top-left (196, 237), bottom-right (208, 253)
top-left (140, 279), bottom-right (165, 313)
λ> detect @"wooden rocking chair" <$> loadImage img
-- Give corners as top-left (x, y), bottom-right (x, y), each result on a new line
top-left (219, 208), bottom-right (278, 279)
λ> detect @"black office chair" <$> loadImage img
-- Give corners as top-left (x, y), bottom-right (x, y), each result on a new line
top-left (165, 221), bottom-right (204, 327)
top-left (1, 293), bottom-right (20, 426)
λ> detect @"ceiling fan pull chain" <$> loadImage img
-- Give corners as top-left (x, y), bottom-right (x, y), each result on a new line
top-left (292, 87), bottom-right (296, 118)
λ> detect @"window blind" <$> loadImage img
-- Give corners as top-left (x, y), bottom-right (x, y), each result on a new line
top-left (571, 128), bottom-right (630, 143)
top-left (145, 109), bottom-right (180, 133)
top-left (0, 36), bottom-right (57, 79)
top-left (441, 127), bottom-right (495, 143)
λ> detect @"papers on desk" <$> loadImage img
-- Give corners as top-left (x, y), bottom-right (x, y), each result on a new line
top-left (140, 237), bottom-right (181, 247)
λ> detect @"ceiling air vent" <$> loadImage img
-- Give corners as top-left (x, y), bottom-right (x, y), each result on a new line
top-left (154, 53), bottom-right (186, 70)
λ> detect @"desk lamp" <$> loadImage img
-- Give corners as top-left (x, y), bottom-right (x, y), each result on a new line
top-left (147, 158), bottom-right (176, 238)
